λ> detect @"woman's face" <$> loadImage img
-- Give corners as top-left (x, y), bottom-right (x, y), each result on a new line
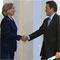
top-left (7, 5), bottom-right (15, 16)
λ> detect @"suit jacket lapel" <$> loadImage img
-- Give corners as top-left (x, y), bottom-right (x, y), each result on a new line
top-left (5, 16), bottom-right (17, 31)
top-left (47, 14), bottom-right (57, 28)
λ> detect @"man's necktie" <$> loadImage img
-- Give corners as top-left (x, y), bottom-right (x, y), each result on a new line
top-left (48, 18), bottom-right (52, 27)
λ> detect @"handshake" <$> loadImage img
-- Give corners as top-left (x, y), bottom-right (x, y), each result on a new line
top-left (21, 36), bottom-right (29, 42)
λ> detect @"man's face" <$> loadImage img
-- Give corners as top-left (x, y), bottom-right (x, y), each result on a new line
top-left (45, 4), bottom-right (53, 16)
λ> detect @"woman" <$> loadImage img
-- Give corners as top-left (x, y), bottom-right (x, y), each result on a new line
top-left (1, 3), bottom-right (22, 60)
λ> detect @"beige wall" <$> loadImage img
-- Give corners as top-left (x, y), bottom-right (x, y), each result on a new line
top-left (14, 0), bottom-right (33, 60)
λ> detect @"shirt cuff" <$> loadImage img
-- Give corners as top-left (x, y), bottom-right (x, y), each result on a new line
top-left (27, 36), bottom-right (30, 40)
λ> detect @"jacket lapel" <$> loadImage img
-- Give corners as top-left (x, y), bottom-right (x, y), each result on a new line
top-left (5, 16), bottom-right (17, 31)
top-left (47, 14), bottom-right (57, 28)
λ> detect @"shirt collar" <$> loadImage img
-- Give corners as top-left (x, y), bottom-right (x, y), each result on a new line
top-left (50, 13), bottom-right (56, 20)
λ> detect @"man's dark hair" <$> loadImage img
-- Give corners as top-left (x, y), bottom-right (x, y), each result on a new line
top-left (46, 1), bottom-right (57, 12)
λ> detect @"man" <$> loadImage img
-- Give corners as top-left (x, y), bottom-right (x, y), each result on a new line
top-left (22, 1), bottom-right (60, 60)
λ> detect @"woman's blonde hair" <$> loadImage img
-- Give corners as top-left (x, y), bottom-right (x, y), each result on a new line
top-left (2, 3), bottom-right (13, 16)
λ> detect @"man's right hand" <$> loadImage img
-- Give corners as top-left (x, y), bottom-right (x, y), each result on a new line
top-left (21, 36), bottom-right (28, 42)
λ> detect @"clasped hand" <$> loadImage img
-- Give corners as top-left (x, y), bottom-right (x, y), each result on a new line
top-left (21, 36), bottom-right (28, 42)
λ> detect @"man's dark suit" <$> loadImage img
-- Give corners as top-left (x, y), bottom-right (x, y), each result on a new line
top-left (1, 16), bottom-right (21, 59)
top-left (29, 14), bottom-right (60, 59)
